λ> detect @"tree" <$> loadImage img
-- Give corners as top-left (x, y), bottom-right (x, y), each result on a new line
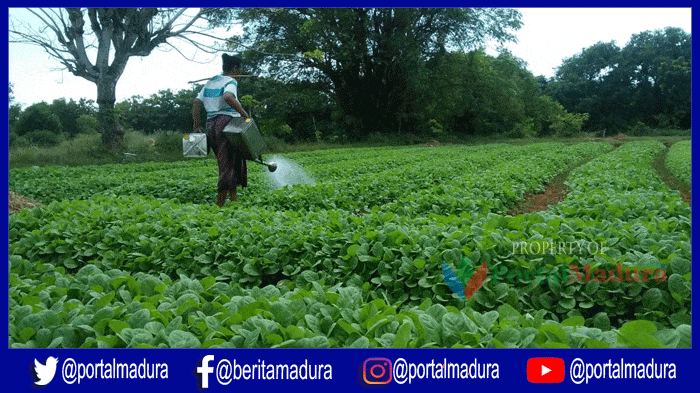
top-left (49, 98), bottom-right (87, 137)
top-left (9, 83), bottom-right (22, 131)
top-left (548, 41), bottom-right (621, 131)
top-left (116, 88), bottom-right (197, 133)
top-left (548, 27), bottom-right (691, 131)
top-left (14, 102), bottom-right (62, 136)
top-left (241, 77), bottom-right (335, 142)
top-left (426, 49), bottom-right (565, 137)
top-left (617, 27), bottom-right (691, 128)
top-left (10, 8), bottom-right (226, 149)
top-left (220, 8), bottom-right (522, 137)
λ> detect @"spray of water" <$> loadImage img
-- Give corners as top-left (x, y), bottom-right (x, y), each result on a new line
top-left (266, 155), bottom-right (316, 189)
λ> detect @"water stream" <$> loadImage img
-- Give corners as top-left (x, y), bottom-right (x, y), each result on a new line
top-left (265, 155), bottom-right (316, 189)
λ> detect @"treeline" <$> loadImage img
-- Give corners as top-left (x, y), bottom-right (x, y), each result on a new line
top-left (9, 93), bottom-right (99, 148)
top-left (9, 25), bottom-right (690, 148)
top-left (546, 27), bottom-right (691, 133)
top-left (8, 87), bottom-right (198, 148)
top-left (6, 49), bottom-right (590, 148)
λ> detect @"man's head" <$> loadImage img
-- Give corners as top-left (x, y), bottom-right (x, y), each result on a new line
top-left (222, 53), bottom-right (242, 75)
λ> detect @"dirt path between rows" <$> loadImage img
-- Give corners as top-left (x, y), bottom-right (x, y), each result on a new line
top-left (652, 145), bottom-right (691, 207)
top-left (506, 166), bottom-right (575, 216)
top-left (506, 141), bottom-right (624, 216)
top-left (507, 139), bottom-right (691, 215)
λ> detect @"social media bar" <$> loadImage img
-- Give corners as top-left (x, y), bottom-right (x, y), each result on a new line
top-left (23, 354), bottom-right (681, 390)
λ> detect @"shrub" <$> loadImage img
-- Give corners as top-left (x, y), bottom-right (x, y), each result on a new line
top-left (628, 121), bottom-right (652, 136)
top-left (429, 119), bottom-right (444, 135)
top-left (153, 131), bottom-right (183, 154)
top-left (77, 114), bottom-right (100, 134)
top-left (508, 118), bottom-right (537, 138)
top-left (550, 112), bottom-right (589, 137)
top-left (14, 102), bottom-right (62, 136)
top-left (25, 129), bottom-right (64, 147)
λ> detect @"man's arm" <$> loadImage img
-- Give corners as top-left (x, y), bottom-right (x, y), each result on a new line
top-left (192, 98), bottom-right (205, 131)
top-left (223, 92), bottom-right (250, 119)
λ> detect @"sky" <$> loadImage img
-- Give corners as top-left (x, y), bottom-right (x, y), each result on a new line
top-left (8, 7), bottom-right (692, 108)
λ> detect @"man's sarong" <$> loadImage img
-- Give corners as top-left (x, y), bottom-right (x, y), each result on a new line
top-left (206, 115), bottom-right (248, 191)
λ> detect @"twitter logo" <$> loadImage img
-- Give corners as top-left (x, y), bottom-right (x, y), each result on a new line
top-left (33, 357), bottom-right (58, 386)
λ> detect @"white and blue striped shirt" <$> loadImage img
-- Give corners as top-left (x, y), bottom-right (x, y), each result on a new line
top-left (196, 75), bottom-right (240, 118)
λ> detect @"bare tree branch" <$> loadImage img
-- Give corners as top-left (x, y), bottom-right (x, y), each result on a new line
top-left (10, 7), bottom-right (234, 149)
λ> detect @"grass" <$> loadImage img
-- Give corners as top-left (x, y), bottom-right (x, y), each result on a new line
top-left (8, 128), bottom-right (691, 169)
top-left (9, 130), bottom-right (186, 169)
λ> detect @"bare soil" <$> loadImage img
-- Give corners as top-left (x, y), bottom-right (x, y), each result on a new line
top-left (506, 142), bottom-right (622, 215)
top-left (506, 170), bottom-right (571, 215)
top-left (9, 191), bottom-right (42, 215)
top-left (651, 145), bottom-right (691, 207)
top-left (423, 139), bottom-right (443, 147)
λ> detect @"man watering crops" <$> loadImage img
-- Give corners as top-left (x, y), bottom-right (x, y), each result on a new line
top-left (192, 53), bottom-right (250, 207)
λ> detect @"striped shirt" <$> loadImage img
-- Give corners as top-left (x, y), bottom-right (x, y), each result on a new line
top-left (196, 75), bottom-right (240, 118)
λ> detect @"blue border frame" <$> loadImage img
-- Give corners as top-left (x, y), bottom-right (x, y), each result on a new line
top-left (4, 3), bottom-right (697, 392)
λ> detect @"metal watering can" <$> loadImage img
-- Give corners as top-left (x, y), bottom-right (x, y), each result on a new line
top-left (182, 117), bottom-right (277, 172)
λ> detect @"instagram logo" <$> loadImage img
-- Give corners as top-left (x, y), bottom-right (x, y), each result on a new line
top-left (363, 358), bottom-right (392, 384)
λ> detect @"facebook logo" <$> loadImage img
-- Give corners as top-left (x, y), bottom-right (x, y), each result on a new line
top-left (197, 355), bottom-right (215, 388)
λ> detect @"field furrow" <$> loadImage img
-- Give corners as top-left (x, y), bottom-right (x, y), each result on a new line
top-left (8, 141), bottom-right (690, 348)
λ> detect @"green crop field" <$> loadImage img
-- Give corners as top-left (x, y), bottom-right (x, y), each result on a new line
top-left (666, 140), bottom-right (691, 187)
top-left (8, 141), bottom-right (691, 348)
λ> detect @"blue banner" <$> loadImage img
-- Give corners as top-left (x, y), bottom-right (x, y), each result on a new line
top-left (3, 349), bottom-right (693, 391)
top-left (3, 3), bottom-right (697, 393)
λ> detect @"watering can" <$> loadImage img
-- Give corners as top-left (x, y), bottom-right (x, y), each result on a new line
top-left (182, 118), bottom-right (277, 172)
top-left (223, 118), bottom-right (277, 172)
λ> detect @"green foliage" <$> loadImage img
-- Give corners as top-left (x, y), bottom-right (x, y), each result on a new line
top-left (242, 78), bottom-right (335, 142)
top-left (550, 112), bottom-right (589, 137)
top-left (427, 50), bottom-right (564, 137)
top-left (15, 102), bottom-right (63, 136)
top-left (229, 8), bottom-right (523, 135)
top-left (8, 131), bottom-right (184, 169)
top-left (77, 115), bottom-right (100, 134)
top-left (8, 141), bottom-right (690, 348)
top-left (665, 140), bottom-right (691, 187)
top-left (116, 89), bottom-right (196, 134)
top-left (549, 27), bottom-right (691, 131)
top-left (428, 119), bottom-right (444, 135)
top-left (24, 129), bottom-right (64, 147)
top-left (8, 256), bottom-right (690, 348)
top-left (153, 131), bottom-right (183, 154)
top-left (50, 98), bottom-right (88, 137)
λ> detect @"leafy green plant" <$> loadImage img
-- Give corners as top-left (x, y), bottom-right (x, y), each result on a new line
top-left (8, 141), bottom-right (690, 348)
top-left (665, 140), bottom-right (691, 187)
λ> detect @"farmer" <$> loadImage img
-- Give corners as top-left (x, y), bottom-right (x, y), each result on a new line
top-left (192, 53), bottom-right (250, 207)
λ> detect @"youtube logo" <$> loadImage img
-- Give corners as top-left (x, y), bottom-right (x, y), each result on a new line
top-left (527, 358), bottom-right (565, 383)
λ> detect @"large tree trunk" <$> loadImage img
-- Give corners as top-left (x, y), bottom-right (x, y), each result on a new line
top-left (11, 8), bottom-right (212, 149)
top-left (96, 76), bottom-right (124, 150)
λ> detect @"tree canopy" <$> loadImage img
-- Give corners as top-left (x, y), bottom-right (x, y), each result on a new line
top-left (548, 27), bottom-right (691, 132)
top-left (220, 8), bottom-right (523, 136)
top-left (10, 8), bottom-right (229, 149)
top-left (10, 10), bottom-right (690, 149)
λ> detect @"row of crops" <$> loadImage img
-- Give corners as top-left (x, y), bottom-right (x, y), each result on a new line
top-left (666, 140), bottom-right (691, 187)
top-left (8, 141), bottom-right (691, 348)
